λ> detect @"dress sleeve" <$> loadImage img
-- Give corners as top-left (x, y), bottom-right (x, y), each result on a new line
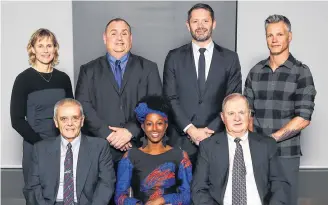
top-left (10, 74), bottom-right (42, 144)
top-left (64, 74), bottom-right (74, 98)
top-left (162, 151), bottom-right (192, 205)
top-left (115, 151), bottom-right (141, 205)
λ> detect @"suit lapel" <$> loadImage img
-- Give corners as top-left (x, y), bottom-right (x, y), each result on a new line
top-left (248, 132), bottom-right (264, 198)
top-left (204, 43), bottom-right (225, 96)
top-left (46, 137), bottom-right (61, 198)
top-left (120, 53), bottom-right (135, 93)
top-left (99, 56), bottom-right (120, 94)
top-left (214, 133), bottom-right (230, 203)
top-left (76, 135), bottom-right (92, 201)
top-left (185, 43), bottom-right (201, 98)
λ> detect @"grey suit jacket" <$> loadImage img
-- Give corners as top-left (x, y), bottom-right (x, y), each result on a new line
top-left (191, 132), bottom-right (289, 205)
top-left (23, 135), bottom-right (116, 205)
top-left (163, 42), bottom-right (242, 155)
top-left (75, 53), bottom-right (162, 162)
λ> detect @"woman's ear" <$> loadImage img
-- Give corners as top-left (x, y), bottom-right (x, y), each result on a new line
top-left (141, 123), bottom-right (145, 131)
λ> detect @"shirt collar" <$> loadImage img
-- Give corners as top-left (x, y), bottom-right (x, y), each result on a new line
top-left (263, 53), bottom-right (297, 70)
top-left (227, 131), bottom-right (248, 143)
top-left (61, 134), bottom-right (81, 150)
top-left (106, 52), bottom-right (130, 65)
top-left (192, 40), bottom-right (214, 54)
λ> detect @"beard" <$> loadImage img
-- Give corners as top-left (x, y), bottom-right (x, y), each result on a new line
top-left (190, 26), bottom-right (213, 42)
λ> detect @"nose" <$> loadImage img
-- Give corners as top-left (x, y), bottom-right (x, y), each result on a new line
top-left (66, 118), bottom-right (74, 126)
top-left (234, 113), bottom-right (241, 121)
top-left (43, 46), bottom-right (49, 53)
top-left (151, 124), bottom-right (157, 131)
top-left (117, 34), bottom-right (123, 40)
top-left (272, 36), bottom-right (278, 42)
top-left (197, 22), bottom-right (204, 28)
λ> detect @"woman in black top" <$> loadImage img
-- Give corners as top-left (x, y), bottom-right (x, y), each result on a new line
top-left (10, 28), bottom-right (73, 183)
top-left (115, 95), bottom-right (192, 205)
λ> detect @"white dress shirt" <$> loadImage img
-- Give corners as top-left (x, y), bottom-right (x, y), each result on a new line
top-left (56, 135), bottom-right (81, 203)
top-left (223, 132), bottom-right (262, 205)
top-left (183, 41), bottom-right (215, 133)
top-left (191, 40), bottom-right (214, 80)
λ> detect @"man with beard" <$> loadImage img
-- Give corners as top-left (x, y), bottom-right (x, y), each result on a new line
top-left (244, 15), bottom-right (316, 205)
top-left (163, 3), bottom-right (242, 167)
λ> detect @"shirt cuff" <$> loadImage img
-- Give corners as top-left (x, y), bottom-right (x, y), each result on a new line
top-left (183, 124), bottom-right (193, 133)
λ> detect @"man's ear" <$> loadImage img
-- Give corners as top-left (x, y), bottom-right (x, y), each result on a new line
top-left (186, 21), bottom-right (191, 32)
top-left (81, 115), bottom-right (85, 127)
top-left (54, 117), bottom-right (59, 128)
top-left (212, 19), bottom-right (217, 30)
top-left (220, 112), bottom-right (225, 125)
top-left (102, 32), bottom-right (107, 45)
top-left (288, 31), bottom-right (293, 43)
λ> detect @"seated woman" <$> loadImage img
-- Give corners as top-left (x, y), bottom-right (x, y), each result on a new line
top-left (115, 95), bottom-right (192, 205)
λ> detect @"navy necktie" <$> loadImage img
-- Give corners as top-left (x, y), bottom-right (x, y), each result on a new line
top-left (198, 48), bottom-right (206, 95)
top-left (64, 143), bottom-right (74, 205)
top-left (232, 138), bottom-right (247, 205)
top-left (114, 60), bottom-right (122, 88)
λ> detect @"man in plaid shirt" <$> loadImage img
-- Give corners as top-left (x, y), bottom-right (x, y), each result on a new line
top-left (244, 14), bottom-right (316, 205)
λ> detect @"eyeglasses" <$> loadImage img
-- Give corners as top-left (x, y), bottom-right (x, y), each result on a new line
top-left (58, 115), bottom-right (83, 124)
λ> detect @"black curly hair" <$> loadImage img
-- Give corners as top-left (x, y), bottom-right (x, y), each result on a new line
top-left (136, 95), bottom-right (171, 121)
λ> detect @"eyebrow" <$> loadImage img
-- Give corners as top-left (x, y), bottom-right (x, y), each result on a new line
top-left (109, 29), bottom-right (129, 32)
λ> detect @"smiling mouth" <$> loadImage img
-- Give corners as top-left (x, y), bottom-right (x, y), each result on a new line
top-left (150, 133), bottom-right (160, 138)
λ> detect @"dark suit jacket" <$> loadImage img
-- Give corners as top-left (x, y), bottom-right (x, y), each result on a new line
top-left (23, 135), bottom-right (116, 205)
top-left (75, 53), bottom-right (162, 161)
top-left (191, 132), bottom-right (289, 205)
top-left (163, 42), bottom-right (242, 155)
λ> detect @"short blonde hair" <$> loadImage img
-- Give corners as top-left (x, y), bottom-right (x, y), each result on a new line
top-left (27, 28), bottom-right (59, 66)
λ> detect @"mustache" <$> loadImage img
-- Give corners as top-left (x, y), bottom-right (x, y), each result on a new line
top-left (195, 28), bottom-right (208, 32)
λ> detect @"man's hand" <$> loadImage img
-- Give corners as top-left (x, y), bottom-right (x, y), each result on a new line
top-left (187, 125), bottom-right (214, 145)
top-left (145, 197), bottom-right (165, 205)
top-left (270, 133), bottom-right (279, 141)
top-left (120, 142), bottom-right (132, 152)
top-left (106, 126), bottom-right (132, 149)
top-left (203, 127), bottom-right (215, 137)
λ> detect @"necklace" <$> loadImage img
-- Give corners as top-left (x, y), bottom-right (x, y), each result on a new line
top-left (32, 67), bottom-right (53, 82)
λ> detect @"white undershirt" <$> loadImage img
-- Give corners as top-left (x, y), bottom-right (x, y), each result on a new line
top-left (56, 135), bottom-right (81, 202)
top-left (223, 132), bottom-right (262, 205)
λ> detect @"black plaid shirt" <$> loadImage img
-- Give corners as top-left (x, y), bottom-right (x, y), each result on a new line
top-left (244, 54), bottom-right (316, 157)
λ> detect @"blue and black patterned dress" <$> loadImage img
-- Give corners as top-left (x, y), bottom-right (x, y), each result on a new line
top-left (115, 147), bottom-right (192, 205)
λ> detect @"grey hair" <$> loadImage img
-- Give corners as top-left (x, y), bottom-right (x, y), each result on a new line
top-left (53, 98), bottom-right (84, 118)
top-left (221, 93), bottom-right (250, 112)
top-left (265, 14), bottom-right (291, 32)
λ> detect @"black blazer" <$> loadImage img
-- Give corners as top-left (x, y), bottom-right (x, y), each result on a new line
top-left (191, 132), bottom-right (289, 205)
top-left (75, 54), bottom-right (162, 161)
top-left (163, 42), bottom-right (242, 155)
top-left (23, 135), bottom-right (116, 205)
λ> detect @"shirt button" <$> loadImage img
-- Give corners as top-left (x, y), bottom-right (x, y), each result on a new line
top-left (198, 100), bottom-right (203, 104)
